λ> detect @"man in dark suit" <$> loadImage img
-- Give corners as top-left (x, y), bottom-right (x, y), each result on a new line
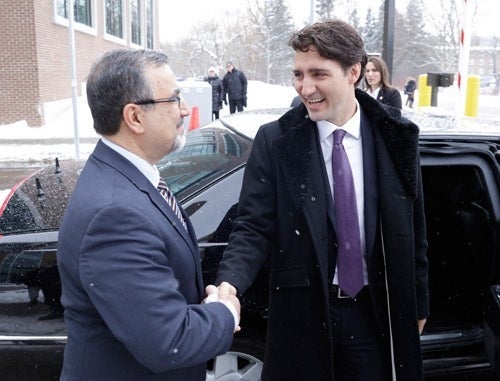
top-left (216, 20), bottom-right (429, 381)
top-left (57, 49), bottom-right (240, 381)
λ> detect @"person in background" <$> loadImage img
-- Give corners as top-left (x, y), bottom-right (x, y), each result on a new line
top-left (223, 61), bottom-right (247, 114)
top-left (404, 77), bottom-right (417, 108)
top-left (216, 19), bottom-right (428, 381)
top-left (57, 48), bottom-right (240, 381)
top-left (205, 67), bottom-right (224, 120)
top-left (364, 56), bottom-right (402, 109)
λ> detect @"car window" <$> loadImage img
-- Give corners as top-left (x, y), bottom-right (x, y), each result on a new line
top-left (157, 127), bottom-right (252, 200)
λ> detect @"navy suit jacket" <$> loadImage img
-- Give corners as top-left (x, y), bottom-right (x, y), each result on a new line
top-left (57, 141), bottom-right (234, 380)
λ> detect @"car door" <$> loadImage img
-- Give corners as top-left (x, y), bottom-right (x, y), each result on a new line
top-left (419, 135), bottom-right (500, 378)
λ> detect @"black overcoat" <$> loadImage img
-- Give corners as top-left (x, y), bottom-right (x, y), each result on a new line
top-left (216, 89), bottom-right (429, 381)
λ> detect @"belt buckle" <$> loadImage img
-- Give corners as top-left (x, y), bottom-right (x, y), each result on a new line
top-left (337, 286), bottom-right (350, 299)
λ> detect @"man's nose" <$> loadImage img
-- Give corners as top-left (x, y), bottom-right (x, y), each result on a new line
top-left (300, 76), bottom-right (317, 96)
top-left (180, 99), bottom-right (190, 116)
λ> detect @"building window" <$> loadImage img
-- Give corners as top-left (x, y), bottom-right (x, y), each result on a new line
top-left (131, 0), bottom-right (141, 45)
top-left (56, 0), bottom-right (92, 26)
top-left (146, 0), bottom-right (154, 49)
top-left (105, 0), bottom-right (123, 38)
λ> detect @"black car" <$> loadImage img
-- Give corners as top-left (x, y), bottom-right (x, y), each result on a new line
top-left (0, 108), bottom-right (499, 380)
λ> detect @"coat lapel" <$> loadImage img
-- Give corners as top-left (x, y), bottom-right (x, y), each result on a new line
top-left (356, 89), bottom-right (420, 199)
top-left (360, 107), bottom-right (378, 258)
top-left (272, 107), bottom-right (330, 282)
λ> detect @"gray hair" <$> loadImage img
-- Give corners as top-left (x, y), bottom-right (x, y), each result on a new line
top-left (86, 49), bottom-right (168, 135)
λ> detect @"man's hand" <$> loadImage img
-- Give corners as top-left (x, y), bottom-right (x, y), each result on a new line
top-left (204, 284), bottom-right (241, 332)
top-left (218, 281), bottom-right (238, 298)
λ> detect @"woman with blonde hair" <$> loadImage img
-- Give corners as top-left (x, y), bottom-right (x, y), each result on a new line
top-left (364, 56), bottom-right (402, 109)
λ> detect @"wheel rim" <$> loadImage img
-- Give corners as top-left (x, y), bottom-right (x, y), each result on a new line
top-left (206, 350), bottom-right (263, 381)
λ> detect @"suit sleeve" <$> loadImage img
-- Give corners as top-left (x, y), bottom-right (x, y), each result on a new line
top-left (216, 126), bottom-right (276, 294)
top-left (79, 204), bottom-right (234, 373)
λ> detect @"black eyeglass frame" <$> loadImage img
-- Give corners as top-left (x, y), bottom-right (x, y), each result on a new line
top-left (135, 95), bottom-right (181, 107)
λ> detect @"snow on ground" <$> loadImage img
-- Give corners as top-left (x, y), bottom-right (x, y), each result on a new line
top-left (0, 81), bottom-right (297, 163)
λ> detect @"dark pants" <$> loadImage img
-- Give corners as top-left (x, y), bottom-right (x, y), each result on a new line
top-left (329, 285), bottom-right (390, 381)
top-left (229, 99), bottom-right (244, 114)
top-left (212, 111), bottom-right (219, 120)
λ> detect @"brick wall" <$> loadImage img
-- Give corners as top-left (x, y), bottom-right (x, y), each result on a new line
top-left (1, 0), bottom-right (159, 128)
top-left (0, 2), bottom-right (40, 126)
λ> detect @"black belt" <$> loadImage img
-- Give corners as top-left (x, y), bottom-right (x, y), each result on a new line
top-left (330, 284), bottom-right (369, 300)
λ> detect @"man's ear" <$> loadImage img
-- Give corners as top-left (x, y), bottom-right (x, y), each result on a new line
top-left (349, 63), bottom-right (362, 84)
top-left (122, 103), bottom-right (145, 134)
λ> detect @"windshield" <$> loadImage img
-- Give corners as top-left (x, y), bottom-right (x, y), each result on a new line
top-left (157, 126), bottom-right (252, 199)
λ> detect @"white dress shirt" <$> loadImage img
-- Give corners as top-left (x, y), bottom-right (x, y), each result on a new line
top-left (316, 103), bottom-right (368, 285)
top-left (367, 86), bottom-right (380, 99)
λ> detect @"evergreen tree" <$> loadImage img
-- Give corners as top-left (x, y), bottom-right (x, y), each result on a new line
top-left (361, 7), bottom-right (382, 55)
top-left (316, 0), bottom-right (334, 20)
top-left (262, 0), bottom-right (295, 84)
top-left (393, 1), bottom-right (438, 85)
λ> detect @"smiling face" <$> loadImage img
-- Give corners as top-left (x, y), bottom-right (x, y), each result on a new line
top-left (292, 47), bottom-right (360, 126)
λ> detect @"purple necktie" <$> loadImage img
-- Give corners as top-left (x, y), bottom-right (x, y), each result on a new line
top-left (332, 129), bottom-right (364, 297)
top-left (157, 179), bottom-right (187, 231)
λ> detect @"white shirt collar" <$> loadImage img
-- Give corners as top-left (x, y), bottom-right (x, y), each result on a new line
top-left (367, 86), bottom-right (380, 99)
top-left (100, 137), bottom-right (160, 187)
top-left (316, 100), bottom-right (361, 142)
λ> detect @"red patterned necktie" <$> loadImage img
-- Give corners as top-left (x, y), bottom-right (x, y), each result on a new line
top-left (157, 179), bottom-right (187, 231)
top-left (332, 129), bottom-right (364, 297)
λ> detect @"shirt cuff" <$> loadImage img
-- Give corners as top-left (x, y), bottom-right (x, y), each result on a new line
top-left (205, 295), bottom-right (239, 329)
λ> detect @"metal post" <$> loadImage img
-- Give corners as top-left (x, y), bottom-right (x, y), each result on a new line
top-left (382, 0), bottom-right (395, 80)
top-left (67, 0), bottom-right (80, 161)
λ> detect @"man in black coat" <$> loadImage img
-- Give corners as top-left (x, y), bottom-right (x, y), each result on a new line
top-left (222, 61), bottom-right (247, 114)
top-left (216, 20), bottom-right (429, 381)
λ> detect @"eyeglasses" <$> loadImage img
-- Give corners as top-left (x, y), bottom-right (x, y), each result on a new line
top-left (135, 95), bottom-right (181, 107)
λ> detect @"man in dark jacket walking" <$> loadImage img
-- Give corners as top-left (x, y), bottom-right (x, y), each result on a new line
top-left (223, 62), bottom-right (247, 114)
top-left (216, 20), bottom-right (429, 381)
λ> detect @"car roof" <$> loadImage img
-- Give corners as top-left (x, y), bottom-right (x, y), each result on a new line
top-left (211, 108), bottom-right (500, 140)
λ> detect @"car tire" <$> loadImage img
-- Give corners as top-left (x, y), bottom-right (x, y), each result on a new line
top-left (206, 335), bottom-right (265, 381)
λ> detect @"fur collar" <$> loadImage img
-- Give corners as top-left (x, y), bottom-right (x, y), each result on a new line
top-left (274, 89), bottom-right (421, 199)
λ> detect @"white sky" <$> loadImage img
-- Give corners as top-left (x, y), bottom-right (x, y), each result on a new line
top-left (159, 0), bottom-right (311, 43)
top-left (158, 0), bottom-right (499, 43)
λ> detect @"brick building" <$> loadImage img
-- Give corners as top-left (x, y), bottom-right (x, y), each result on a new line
top-left (0, 0), bottom-right (159, 127)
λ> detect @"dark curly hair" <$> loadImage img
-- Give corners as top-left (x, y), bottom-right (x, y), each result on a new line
top-left (289, 19), bottom-right (367, 87)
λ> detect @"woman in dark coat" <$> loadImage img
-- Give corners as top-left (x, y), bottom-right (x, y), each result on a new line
top-left (364, 56), bottom-right (402, 109)
top-left (205, 67), bottom-right (224, 120)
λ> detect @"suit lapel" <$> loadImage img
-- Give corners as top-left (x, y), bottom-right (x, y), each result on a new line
top-left (92, 141), bottom-right (200, 269)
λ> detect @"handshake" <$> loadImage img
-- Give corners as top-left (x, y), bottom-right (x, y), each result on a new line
top-left (204, 281), bottom-right (241, 332)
